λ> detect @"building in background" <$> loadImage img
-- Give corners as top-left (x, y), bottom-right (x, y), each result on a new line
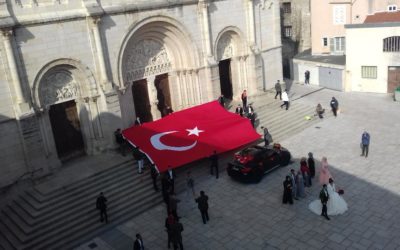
top-left (279, 0), bottom-right (311, 79)
top-left (346, 11), bottom-right (400, 93)
top-left (293, 0), bottom-right (400, 92)
top-left (0, 0), bottom-right (283, 188)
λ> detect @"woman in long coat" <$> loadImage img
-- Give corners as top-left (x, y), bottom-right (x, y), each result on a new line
top-left (282, 176), bottom-right (293, 204)
top-left (319, 157), bottom-right (333, 185)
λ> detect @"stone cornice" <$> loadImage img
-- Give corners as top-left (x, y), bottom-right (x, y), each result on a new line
top-left (0, 0), bottom-right (203, 28)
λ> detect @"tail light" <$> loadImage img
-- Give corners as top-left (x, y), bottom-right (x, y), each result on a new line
top-left (240, 167), bottom-right (252, 173)
top-left (235, 154), bottom-right (254, 164)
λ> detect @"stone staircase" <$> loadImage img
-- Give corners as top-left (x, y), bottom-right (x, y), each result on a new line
top-left (0, 91), bottom-right (330, 250)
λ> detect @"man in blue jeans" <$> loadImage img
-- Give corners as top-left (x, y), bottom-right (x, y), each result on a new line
top-left (361, 131), bottom-right (370, 158)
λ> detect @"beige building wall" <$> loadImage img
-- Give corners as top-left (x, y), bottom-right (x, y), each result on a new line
top-left (311, 0), bottom-right (400, 55)
top-left (346, 24), bottom-right (400, 93)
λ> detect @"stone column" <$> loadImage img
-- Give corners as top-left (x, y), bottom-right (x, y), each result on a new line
top-left (1, 28), bottom-right (29, 112)
top-left (245, 0), bottom-right (256, 47)
top-left (90, 16), bottom-right (113, 92)
top-left (90, 96), bottom-right (103, 139)
top-left (198, 0), bottom-right (212, 59)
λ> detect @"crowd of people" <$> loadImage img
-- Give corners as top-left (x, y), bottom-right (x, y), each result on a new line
top-left (282, 155), bottom-right (348, 220)
top-left (107, 85), bottom-right (372, 248)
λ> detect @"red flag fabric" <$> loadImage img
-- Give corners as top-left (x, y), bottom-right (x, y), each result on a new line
top-left (122, 101), bottom-right (260, 172)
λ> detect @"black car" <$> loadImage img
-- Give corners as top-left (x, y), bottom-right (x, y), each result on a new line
top-left (227, 144), bottom-right (291, 183)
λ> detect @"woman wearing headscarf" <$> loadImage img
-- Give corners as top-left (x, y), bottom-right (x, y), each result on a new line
top-left (282, 176), bottom-right (293, 204)
top-left (319, 157), bottom-right (333, 185)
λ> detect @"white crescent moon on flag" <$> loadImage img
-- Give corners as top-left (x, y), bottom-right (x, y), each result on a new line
top-left (150, 131), bottom-right (197, 151)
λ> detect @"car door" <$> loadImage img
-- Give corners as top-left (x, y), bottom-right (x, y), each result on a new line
top-left (262, 150), bottom-right (281, 172)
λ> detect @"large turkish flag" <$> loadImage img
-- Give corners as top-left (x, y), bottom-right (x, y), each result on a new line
top-left (122, 101), bottom-right (260, 172)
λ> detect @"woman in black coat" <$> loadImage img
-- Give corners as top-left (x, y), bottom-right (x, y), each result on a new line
top-left (282, 176), bottom-right (293, 204)
top-left (308, 152), bottom-right (316, 178)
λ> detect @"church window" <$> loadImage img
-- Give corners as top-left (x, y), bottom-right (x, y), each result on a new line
top-left (283, 26), bottom-right (292, 38)
top-left (282, 2), bottom-right (291, 14)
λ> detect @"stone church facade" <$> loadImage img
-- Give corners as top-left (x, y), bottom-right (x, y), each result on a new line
top-left (0, 0), bottom-right (283, 187)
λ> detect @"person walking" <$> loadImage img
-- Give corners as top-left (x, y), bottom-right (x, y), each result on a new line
top-left (168, 194), bottom-right (180, 220)
top-left (248, 111), bottom-right (256, 128)
top-left (218, 95), bottom-right (225, 107)
top-left (308, 152), bottom-right (316, 178)
top-left (150, 164), bottom-right (159, 192)
top-left (96, 192), bottom-right (108, 223)
top-left (261, 126), bottom-right (273, 146)
top-left (235, 104), bottom-right (244, 117)
top-left (165, 214), bottom-right (175, 249)
top-left (319, 184), bottom-right (330, 220)
top-left (280, 89), bottom-right (289, 110)
top-left (282, 176), bottom-right (293, 204)
top-left (170, 219), bottom-right (184, 250)
top-left (275, 80), bottom-right (282, 100)
top-left (289, 169), bottom-right (298, 200)
top-left (241, 90), bottom-right (248, 112)
top-left (186, 171), bottom-right (195, 197)
top-left (195, 191), bottom-right (209, 224)
top-left (167, 166), bottom-right (176, 194)
top-left (133, 233), bottom-right (144, 250)
top-left (114, 128), bottom-right (126, 156)
top-left (133, 147), bottom-right (145, 174)
top-left (305, 70), bottom-right (310, 84)
top-left (361, 131), bottom-right (370, 157)
top-left (209, 151), bottom-right (219, 179)
top-left (330, 97), bottom-right (339, 117)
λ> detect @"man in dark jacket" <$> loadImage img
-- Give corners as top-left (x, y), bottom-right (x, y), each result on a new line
top-left (133, 233), bottom-right (144, 250)
top-left (209, 151), bottom-right (219, 179)
top-left (274, 80), bottom-right (282, 100)
top-left (235, 104), bottom-right (244, 117)
top-left (195, 191), bottom-right (209, 224)
top-left (320, 185), bottom-right (330, 220)
top-left (330, 97), bottom-right (339, 117)
top-left (96, 192), bottom-right (108, 223)
top-left (150, 164), bottom-right (159, 191)
top-left (170, 219), bottom-right (184, 250)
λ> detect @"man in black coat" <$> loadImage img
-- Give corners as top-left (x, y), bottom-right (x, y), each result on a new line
top-left (209, 151), bottom-right (219, 179)
top-left (170, 219), bottom-right (184, 250)
top-left (320, 184), bottom-right (330, 220)
top-left (235, 104), bottom-right (244, 117)
top-left (96, 192), bottom-right (108, 223)
top-left (330, 97), bottom-right (339, 117)
top-left (195, 191), bottom-right (209, 224)
top-left (133, 233), bottom-right (144, 250)
top-left (150, 164), bottom-right (159, 191)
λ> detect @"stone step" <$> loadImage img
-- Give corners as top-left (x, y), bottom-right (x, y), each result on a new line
top-left (14, 164), bottom-right (139, 223)
top-left (4, 171), bottom-right (155, 241)
top-left (25, 160), bottom-right (134, 204)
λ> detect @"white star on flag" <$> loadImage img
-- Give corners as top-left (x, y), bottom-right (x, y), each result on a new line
top-left (186, 126), bottom-right (204, 136)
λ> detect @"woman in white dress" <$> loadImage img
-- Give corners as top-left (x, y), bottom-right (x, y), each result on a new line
top-left (309, 178), bottom-right (348, 216)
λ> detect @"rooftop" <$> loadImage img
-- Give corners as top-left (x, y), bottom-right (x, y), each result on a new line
top-left (364, 11), bottom-right (400, 23)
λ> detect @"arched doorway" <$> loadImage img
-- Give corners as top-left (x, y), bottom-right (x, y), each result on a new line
top-left (33, 60), bottom-right (100, 165)
top-left (119, 18), bottom-right (199, 124)
top-left (48, 100), bottom-right (85, 161)
top-left (215, 29), bottom-right (246, 100)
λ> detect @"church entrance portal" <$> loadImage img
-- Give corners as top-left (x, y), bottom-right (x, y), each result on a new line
top-left (132, 79), bottom-right (153, 122)
top-left (218, 59), bottom-right (233, 99)
top-left (49, 100), bottom-right (85, 161)
top-left (155, 74), bottom-right (172, 117)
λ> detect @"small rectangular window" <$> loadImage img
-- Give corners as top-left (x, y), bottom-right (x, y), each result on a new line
top-left (283, 3), bottom-right (291, 14)
top-left (323, 37), bottom-right (328, 47)
top-left (333, 5), bottom-right (346, 25)
top-left (361, 66), bottom-right (377, 79)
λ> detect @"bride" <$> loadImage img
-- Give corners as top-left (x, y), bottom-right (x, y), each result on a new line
top-left (309, 178), bottom-right (348, 216)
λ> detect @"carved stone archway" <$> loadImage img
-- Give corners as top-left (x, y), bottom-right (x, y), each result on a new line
top-left (32, 59), bottom-right (102, 165)
top-left (214, 28), bottom-right (247, 99)
top-left (118, 17), bottom-right (201, 124)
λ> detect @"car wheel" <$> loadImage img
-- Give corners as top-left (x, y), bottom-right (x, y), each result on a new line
top-left (280, 151), bottom-right (291, 166)
top-left (252, 169), bottom-right (263, 183)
